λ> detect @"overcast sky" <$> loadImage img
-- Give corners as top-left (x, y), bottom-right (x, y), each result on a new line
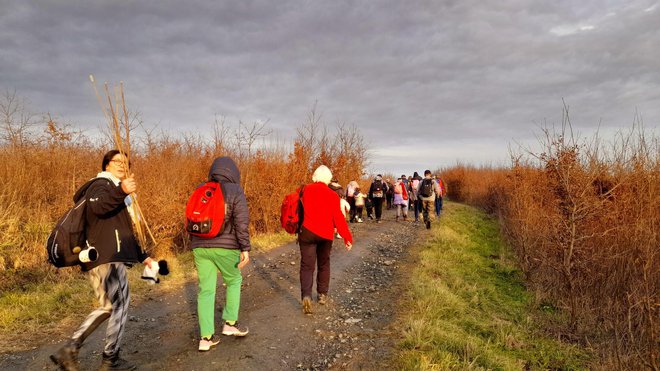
top-left (1, 0), bottom-right (658, 175)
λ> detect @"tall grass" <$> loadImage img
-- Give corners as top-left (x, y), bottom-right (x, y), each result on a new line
top-left (396, 202), bottom-right (590, 369)
top-left (441, 113), bottom-right (658, 369)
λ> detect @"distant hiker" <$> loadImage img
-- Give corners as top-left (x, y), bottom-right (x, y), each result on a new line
top-left (409, 172), bottom-right (423, 221)
top-left (434, 174), bottom-right (447, 217)
top-left (353, 187), bottom-right (366, 223)
top-left (50, 149), bottom-right (158, 371)
top-left (417, 169), bottom-right (442, 229)
top-left (385, 178), bottom-right (394, 210)
top-left (392, 177), bottom-right (409, 221)
top-left (401, 174), bottom-right (409, 193)
top-left (299, 165), bottom-right (353, 314)
top-left (191, 156), bottom-right (251, 352)
top-left (368, 174), bottom-right (387, 223)
top-left (345, 180), bottom-right (359, 222)
top-left (329, 177), bottom-right (344, 199)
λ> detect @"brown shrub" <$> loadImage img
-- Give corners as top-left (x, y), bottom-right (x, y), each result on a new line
top-left (441, 121), bottom-right (658, 369)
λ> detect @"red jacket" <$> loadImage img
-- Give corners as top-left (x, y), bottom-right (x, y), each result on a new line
top-left (301, 182), bottom-right (353, 244)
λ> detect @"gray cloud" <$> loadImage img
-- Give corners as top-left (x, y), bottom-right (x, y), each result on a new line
top-left (0, 0), bottom-right (657, 175)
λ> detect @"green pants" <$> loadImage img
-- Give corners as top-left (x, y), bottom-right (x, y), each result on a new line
top-left (193, 248), bottom-right (243, 338)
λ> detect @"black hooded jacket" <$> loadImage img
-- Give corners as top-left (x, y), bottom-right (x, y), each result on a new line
top-left (77, 176), bottom-right (148, 272)
top-left (190, 157), bottom-right (251, 252)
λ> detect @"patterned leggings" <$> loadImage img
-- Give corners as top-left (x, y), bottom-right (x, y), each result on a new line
top-left (71, 263), bottom-right (130, 357)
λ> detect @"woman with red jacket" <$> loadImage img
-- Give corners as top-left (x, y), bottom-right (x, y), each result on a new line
top-left (299, 165), bottom-right (353, 314)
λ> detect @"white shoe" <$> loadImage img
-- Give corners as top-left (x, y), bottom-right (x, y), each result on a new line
top-left (357, 218), bottom-right (363, 223)
top-left (336, 233), bottom-right (342, 239)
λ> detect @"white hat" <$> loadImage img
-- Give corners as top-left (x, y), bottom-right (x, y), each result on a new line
top-left (312, 165), bottom-right (332, 185)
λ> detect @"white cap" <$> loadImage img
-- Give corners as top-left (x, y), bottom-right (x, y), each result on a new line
top-left (312, 165), bottom-right (332, 185)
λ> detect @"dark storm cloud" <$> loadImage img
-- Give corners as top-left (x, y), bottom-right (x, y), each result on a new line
top-left (0, 0), bottom-right (658, 174)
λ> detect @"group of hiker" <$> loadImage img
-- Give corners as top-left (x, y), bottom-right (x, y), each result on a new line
top-left (48, 149), bottom-right (444, 370)
top-left (338, 170), bottom-right (447, 230)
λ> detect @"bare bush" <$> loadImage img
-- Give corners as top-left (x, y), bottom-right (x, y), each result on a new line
top-left (443, 108), bottom-right (658, 369)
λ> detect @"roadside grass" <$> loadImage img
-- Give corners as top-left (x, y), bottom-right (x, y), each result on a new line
top-left (0, 231), bottom-right (295, 352)
top-left (394, 201), bottom-right (591, 370)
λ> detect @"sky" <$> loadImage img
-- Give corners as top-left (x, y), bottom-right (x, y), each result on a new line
top-left (1, 0), bottom-right (658, 176)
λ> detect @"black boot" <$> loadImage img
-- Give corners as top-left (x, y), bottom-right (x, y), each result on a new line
top-left (50, 340), bottom-right (80, 371)
top-left (100, 349), bottom-right (136, 370)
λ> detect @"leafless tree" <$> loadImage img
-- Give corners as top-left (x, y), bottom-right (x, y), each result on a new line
top-left (0, 89), bottom-right (40, 147)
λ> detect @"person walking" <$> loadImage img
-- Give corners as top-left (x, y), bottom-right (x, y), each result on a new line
top-left (345, 180), bottom-right (359, 222)
top-left (368, 174), bottom-right (386, 223)
top-left (434, 174), bottom-right (446, 217)
top-left (392, 178), bottom-right (409, 221)
top-left (409, 172), bottom-right (422, 221)
top-left (353, 187), bottom-right (366, 222)
top-left (191, 156), bottom-right (251, 352)
top-left (50, 149), bottom-right (156, 371)
top-left (299, 165), bottom-right (353, 314)
top-left (385, 178), bottom-right (394, 210)
top-left (417, 170), bottom-right (442, 229)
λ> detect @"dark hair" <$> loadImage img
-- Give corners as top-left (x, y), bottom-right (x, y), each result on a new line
top-left (102, 149), bottom-right (130, 171)
top-left (424, 169), bottom-right (431, 175)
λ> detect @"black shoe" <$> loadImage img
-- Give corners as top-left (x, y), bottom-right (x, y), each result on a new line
top-left (100, 350), bottom-right (136, 370)
top-left (50, 342), bottom-right (79, 371)
top-left (425, 220), bottom-right (431, 229)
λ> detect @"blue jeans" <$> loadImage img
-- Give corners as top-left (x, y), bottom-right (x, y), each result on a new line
top-left (434, 196), bottom-right (443, 216)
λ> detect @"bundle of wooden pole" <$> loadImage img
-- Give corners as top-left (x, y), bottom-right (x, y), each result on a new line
top-left (89, 75), bottom-right (157, 252)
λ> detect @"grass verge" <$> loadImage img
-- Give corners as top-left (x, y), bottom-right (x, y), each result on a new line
top-left (0, 231), bottom-right (295, 353)
top-left (394, 202), bottom-right (592, 370)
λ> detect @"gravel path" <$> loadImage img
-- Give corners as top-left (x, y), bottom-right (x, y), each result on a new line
top-left (0, 208), bottom-right (425, 370)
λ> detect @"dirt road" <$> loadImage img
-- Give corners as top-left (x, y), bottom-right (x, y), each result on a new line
top-left (1, 209), bottom-right (424, 370)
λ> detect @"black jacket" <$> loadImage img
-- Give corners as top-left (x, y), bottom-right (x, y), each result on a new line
top-left (369, 175), bottom-right (386, 199)
top-left (190, 157), bottom-right (251, 252)
top-left (77, 177), bottom-right (148, 271)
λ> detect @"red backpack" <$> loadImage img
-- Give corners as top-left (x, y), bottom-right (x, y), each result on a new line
top-left (280, 186), bottom-right (304, 234)
top-left (185, 181), bottom-right (226, 238)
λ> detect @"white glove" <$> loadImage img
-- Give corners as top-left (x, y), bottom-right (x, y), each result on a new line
top-left (141, 260), bottom-right (160, 284)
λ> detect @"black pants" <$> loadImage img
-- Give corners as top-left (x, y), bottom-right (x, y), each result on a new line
top-left (298, 227), bottom-right (333, 299)
top-left (373, 197), bottom-right (384, 220)
top-left (347, 196), bottom-right (356, 222)
top-left (355, 206), bottom-right (363, 219)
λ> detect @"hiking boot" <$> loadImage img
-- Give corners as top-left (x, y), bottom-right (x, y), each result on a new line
top-left (318, 293), bottom-right (328, 305)
top-left (222, 321), bottom-right (249, 337)
top-left (100, 350), bottom-right (136, 370)
top-left (425, 220), bottom-right (431, 229)
top-left (302, 296), bottom-right (313, 314)
top-left (198, 334), bottom-right (220, 351)
top-left (50, 341), bottom-right (79, 371)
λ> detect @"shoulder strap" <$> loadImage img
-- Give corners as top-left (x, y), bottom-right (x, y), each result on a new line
top-left (73, 177), bottom-right (106, 203)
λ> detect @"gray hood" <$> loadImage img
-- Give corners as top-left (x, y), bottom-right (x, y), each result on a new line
top-left (209, 157), bottom-right (240, 184)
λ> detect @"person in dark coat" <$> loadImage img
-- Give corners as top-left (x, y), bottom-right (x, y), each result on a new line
top-left (50, 149), bottom-right (155, 371)
top-left (191, 156), bottom-right (252, 351)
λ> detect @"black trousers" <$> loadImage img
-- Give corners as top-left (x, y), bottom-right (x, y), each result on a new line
top-left (298, 227), bottom-right (333, 299)
top-left (373, 197), bottom-right (384, 220)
